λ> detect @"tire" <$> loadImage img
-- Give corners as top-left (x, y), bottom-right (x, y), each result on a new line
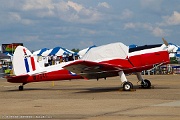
top-left (19, 85), bottom-right (24, 91)
top-left (123, 82), bottom-right (133, 91)
top-left (141, 79), bottom-right (151, 89)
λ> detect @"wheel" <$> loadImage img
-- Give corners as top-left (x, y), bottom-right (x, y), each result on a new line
top-left (141, 79), bottom-right (151, 89)
top-left (123, 82), bottom-right (133, 91)
top-left (19, 85), bottom-right (24, 91)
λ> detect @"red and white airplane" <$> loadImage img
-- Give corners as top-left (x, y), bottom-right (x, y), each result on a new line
top-left (6, 38), bottom-right (174, 91)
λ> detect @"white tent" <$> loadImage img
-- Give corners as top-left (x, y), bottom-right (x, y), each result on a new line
top-left (41, 49), bottom-right (53, 56)
top-left (168, 43), bottom-right (179, 58)
top-left (33, 50), bottom-right (41, 55)
top-left (78, 48), bottom-right (89, 58)
top-left (33, 48), bottom-right (49, 56)
top-left (78, 45), bottom-right (96, 58)
top-left (49, 47), bottom-right (74, 56)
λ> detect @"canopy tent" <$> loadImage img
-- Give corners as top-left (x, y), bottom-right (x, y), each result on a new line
top-left (65, 49), bottom-right (77, 55)
top-left (4, 52), bottom-right (13, 57)
top-left (38, 47), bottom-right (75, 56)
top-left (41, 49), bottom-right (53, 56)
top-left (168, 43), bottom-right (179, 58)
top-left (0, 53), bottom-right (11, 59)
top-left (78, 45), bottom-right (96, 58)
top-left (49, 47), bottom-right (61, 56)
top-left (33, 48), bottom-right (49, 56)
top-left (175, 47), bottom-right (180, 58)
top-left (0, 53), bottom-right (11, 62)
top-left (48, 47), bottom-right (75, 56)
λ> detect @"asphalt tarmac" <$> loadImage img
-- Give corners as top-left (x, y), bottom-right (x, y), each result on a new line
top-left (0, 75), bottom-right (180, 120)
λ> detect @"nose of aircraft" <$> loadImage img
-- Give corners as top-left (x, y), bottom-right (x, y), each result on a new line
top-left (162, 38), bottom-right (176, 53)
top-left (167, 45), bottom-right (175, 53)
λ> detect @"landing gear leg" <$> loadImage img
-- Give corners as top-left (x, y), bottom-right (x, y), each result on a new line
top-left (136, 72), bottom-right (151, 89)
top-left (119, 71), bottom-right (133, 91)
top-left (19, 83), bottom-right (27, 91)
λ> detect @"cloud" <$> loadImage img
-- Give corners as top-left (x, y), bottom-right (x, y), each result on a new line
top-left (67, 1), bottom-right (83, 12)
top-left (22, 0), bottom-right (55, 17)
top-left (20, 0), bottom-right (103, 24)
top-left (140, 0), bottom-right (163, 12)
top-left (1, 0), bottom-right (179, 50)
top-left (161, 11), bottom-right (180, 26)
top-left (9, 12), bottom-right (21, 21)
top-left (80, 28), bottom-right (96, 35)
top-left (124, 22), bottom-right (136, 29)
top-left (152, 27), bottom-right (167, 37)
top-left (140, 0), bottom-right (162, 7)
top-left (56, 1), bottom-right (102, 24)
top-left (128, 11), bottom-right (180, 37)
top-left (22, 0), bottom-right (54, 11)
top-left (98, 2), bottom-right (110, 8)
top-left (124, 23), bottom-right (152, 30)
top-left (120, 9), bottom-right (133, 20)
top-left (124, 22), bottom-right (168, 37)
top-left (106, 9), bottom-right (133, 22)
top-left (8, 12), bottom-right (34, 25)
top-left (0, 0), bottom-right (103, 25)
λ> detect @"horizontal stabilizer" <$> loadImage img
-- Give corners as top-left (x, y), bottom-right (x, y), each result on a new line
top-left (6, 74), bottom-right (29, 83)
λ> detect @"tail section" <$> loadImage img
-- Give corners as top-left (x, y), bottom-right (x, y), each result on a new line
top-left (13, 46), bottom-right (41, 76)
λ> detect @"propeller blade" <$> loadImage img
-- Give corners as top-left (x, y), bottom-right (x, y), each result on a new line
top-left (162, 38), bottom-right (169, 46)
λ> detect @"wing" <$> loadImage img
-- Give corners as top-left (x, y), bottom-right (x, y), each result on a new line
top-left (63, 60), bottom-right (123, 79)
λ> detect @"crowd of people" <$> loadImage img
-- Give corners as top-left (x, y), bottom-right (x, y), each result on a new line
top-left (37, 54), bottom-right (79, 67)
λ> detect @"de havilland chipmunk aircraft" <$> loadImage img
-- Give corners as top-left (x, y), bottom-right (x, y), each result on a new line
top-left (6, 38), bottom-right (174, 91)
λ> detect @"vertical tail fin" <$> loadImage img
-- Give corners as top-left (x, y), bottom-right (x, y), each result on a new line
top-left (13, 46), bottom-right (41, 76)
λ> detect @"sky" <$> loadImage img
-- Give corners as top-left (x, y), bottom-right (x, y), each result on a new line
top-left (0, 0), bottom-right (180, 51)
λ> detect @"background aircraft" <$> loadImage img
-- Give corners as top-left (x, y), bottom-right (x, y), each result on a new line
top-left (6, 39), bottom-right (174, 91)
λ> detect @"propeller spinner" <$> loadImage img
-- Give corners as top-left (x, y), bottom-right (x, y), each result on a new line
top-left (162, 38), bottom-right (175, 53)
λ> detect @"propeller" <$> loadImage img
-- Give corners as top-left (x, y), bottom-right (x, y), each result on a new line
top-left (162, 38), bottom-right (175, 53)
top-left (162, 38), bottom-right (168, 46)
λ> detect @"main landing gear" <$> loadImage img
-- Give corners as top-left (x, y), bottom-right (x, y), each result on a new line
top-left (141, 79), bottom-right (151, 89)
top-left (119, 71), bottom-right (152, 91)
top-left (136, 72), bottom-right (151, 89)
top-left (19, 83), bottom-right (27, 91)
top-left (122, 81), bottom-right (133, 91)
top-left (119, 71), bottom-right (133, 91)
